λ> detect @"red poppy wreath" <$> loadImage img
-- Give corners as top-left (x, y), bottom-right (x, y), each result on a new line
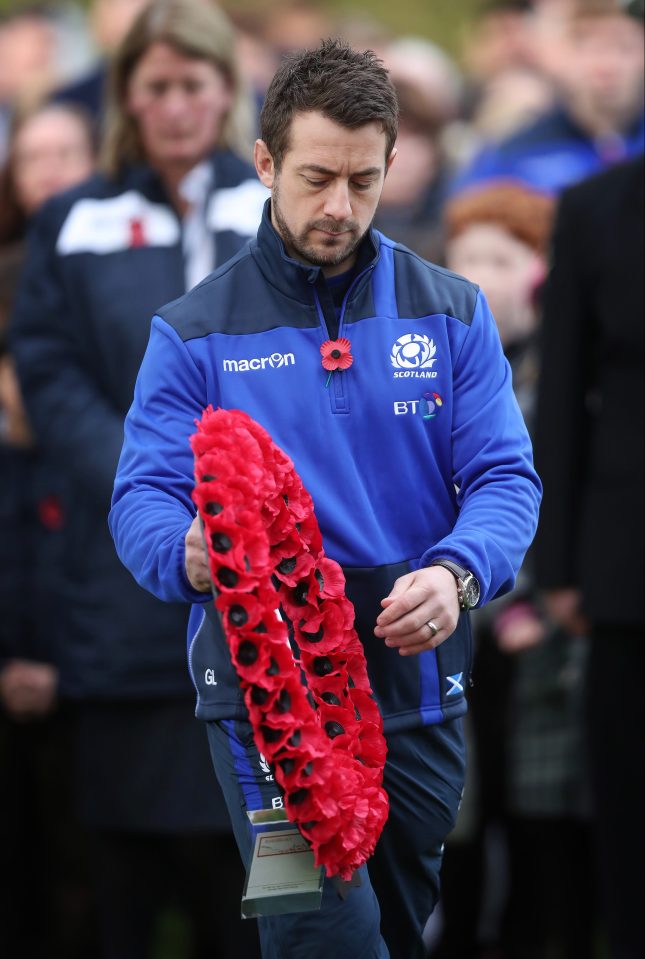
top-left (191, 406), bottom-right (389, 880)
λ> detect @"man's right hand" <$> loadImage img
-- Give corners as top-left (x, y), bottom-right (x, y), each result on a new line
top-left (185, 514), bottom-right (212, 592)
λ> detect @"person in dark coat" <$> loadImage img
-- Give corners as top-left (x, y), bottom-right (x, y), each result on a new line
top-left (10, 2), bottom-right (266, 957)
top-left (534, 153), bottom-right (644, 959)
top-left (0, 101), bottom-right (98, 959)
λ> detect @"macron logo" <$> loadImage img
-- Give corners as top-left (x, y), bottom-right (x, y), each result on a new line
top-left (222, 352), bottom-right (295, 373)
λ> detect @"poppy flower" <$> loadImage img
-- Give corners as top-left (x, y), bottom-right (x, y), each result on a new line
top-left (263, 497), bottom-right (299, 546)
top-left (262, 672), bottom-right (310, 727)
top-left (257, 632), bottom-right (300, 692)
top-left (317, 702), bottom-right (360, 750)
top-left (320, 338), bottom-right (353, 372)
top-left (347, 687), bottom-right (383, 728)
top-left (356, 723), bottom-right (388, 768)
top-left (227, 632), bottom-right (272, 682)
top-left (280, 752), bottom-right (328, 791)
top-left (299, 650), bottom-right (344, 685)
top-left (272, 550), bottom-right (316, 588)
top-left (296, 596), bottom-right (354, 635)
top-left (313, 557), bottom-right (346, 598)
top-left (280, 476), bottom-right (315, 523)
top-left (279, 568), bottom-right (323, 621)
top-left (290, 513), bottom-right (323, 555)
top-left (216, 590), bottom-right (266, 632)
top-left (307, 672), bottom-right (349, 705)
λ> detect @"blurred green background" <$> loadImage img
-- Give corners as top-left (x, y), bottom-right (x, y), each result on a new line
top-left (0, 0), bottom-right (483, 57)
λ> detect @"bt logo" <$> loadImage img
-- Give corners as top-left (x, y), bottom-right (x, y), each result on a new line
top-left (393, 393), bottom-right (443, 419)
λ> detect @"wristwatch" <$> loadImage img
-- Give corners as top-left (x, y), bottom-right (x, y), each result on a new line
top-left (430, 559), bottom-right (480, 610)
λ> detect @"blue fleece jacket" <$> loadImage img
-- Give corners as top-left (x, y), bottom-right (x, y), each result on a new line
top-left (110, 203), bottom-right (541, 729)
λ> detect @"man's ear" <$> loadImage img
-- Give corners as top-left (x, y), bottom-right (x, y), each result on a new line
top-left (385, 146), bottom-right (398, 177)
top-left (254, 139), bottom-right (275, 188)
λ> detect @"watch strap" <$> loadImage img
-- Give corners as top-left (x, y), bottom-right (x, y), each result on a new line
top-left (430, 558), bottom-right (470, 582)
top-left (430, 558), bottom-right (480, 610)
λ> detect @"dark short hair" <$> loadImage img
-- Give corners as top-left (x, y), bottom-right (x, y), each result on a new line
top-left (260, 37), bottom-right (399, 170)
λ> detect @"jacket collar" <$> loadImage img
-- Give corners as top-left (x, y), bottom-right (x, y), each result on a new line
top-left (250, 199), bottom-right (381, 304)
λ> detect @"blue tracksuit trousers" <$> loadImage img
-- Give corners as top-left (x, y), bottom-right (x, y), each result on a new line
top-left (206, 716), bottom-right (465, 959)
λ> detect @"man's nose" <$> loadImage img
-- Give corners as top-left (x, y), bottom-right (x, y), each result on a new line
top-left (323, 181), bottom-right (352, 221)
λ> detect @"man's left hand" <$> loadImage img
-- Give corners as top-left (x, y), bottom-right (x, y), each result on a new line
top-left (374, 566), bottom-right (460, 656)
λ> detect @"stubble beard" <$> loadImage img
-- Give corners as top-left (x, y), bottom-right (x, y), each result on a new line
top-left (271, 182), bottom-right (368, 269)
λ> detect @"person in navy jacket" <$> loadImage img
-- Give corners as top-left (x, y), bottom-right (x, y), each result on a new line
top-left (10, 2), bottom-right (266, 957)
top-left (110, 39), bottom-right (541, 959)
top-left (453, 0), bottom-right (644, 196)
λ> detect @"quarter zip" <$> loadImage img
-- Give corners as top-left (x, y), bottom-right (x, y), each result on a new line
top-left (313, 265), bottom-right (375, 415)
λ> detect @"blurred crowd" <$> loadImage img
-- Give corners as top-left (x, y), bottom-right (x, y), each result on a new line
top-left (0, 1), bottom-right (642, 958)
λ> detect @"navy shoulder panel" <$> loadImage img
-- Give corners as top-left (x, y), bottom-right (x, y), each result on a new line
top-left (393, 245), bottom-right (479, 325)
top-left (159, 242), bottom-right (320, 341)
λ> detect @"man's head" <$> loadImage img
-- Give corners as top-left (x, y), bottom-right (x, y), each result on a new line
top-left (463, 0), bottom-right (535, 82)
top-left (557, 0), bottom-right (644, 134)
top-left (255, 38), bottom-right (399, 275)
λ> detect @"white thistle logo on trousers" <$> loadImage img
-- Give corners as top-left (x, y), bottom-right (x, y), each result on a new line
top-left (391, 333), bottom-right (438, 378)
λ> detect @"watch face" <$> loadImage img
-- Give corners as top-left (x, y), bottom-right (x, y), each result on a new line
top-left (465, 576), bottom-right (480, 608)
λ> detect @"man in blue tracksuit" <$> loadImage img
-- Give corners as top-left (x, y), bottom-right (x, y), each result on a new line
top-left (110, 40), bottom-right (541, 959)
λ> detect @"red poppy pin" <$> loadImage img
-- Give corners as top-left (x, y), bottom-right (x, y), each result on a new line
top-left (320, 337), bottom-right (353, 386)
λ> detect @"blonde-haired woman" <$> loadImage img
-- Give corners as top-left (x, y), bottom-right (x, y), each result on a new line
top-left (10, 2), bottom-right (265, 956)
top-left (101, 0), bottom-right (254, 181)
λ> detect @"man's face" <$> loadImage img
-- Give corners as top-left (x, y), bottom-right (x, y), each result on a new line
top-left (254, 111), bottom-right (395, 276)
top-left (126, 42), bottom-right (232, 175)
top-left (561, 14), bottom-right (644, 131)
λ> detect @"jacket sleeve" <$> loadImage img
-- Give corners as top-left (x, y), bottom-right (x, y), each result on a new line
top-left (421, 290), bottom-right (542, 605)
top-left (10, 203), bottom-right (125, 506)
top-left (109, 315), bottom-right (210, 605)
